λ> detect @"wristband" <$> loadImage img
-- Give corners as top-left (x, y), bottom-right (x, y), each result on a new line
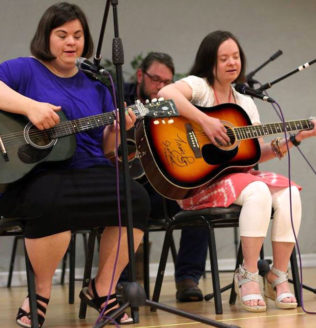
top-left (289, 134), bottom-right (301, 147)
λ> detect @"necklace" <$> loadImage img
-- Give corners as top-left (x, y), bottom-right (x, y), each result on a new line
top-left (213, 87), bottom-right (235, 105)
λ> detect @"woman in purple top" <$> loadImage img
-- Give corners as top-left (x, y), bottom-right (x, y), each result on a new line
top-left (0, 2), bottom-right (149, 327)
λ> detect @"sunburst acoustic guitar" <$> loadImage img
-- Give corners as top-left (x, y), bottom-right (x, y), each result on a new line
top-left (135, 103), bottom-right (314, 200)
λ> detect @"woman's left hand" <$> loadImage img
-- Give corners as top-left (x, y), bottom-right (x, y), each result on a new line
top-left (296, 119), bottom-right (316, 141)
top-left (125, 108), bottom-right (137, 130)
top-left (109, 108), bottom-right (136, 133)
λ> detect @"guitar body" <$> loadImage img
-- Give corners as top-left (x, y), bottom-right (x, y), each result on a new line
top-left (136, 103), bottom-right (261, 200)
top-left (0, 99), bottom-right (178, 185)
top-left (0, 111), bottom-right (76, 184)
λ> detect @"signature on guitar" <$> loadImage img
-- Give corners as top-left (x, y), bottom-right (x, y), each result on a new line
top-left (162, 138), bottom-right (195, 168)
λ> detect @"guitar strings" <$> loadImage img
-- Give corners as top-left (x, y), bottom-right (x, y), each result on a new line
top-left (0, 115), bottom-right (116, 144)
top-left (0, 106), bottom-right (152, 144)
top-left (1, 118), bottom-right (311, 147)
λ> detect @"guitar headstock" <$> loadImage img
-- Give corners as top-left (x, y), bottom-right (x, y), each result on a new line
top-left (132, 98), bottom-right (179, 119)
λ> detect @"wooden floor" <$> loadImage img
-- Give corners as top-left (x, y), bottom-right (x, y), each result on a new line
top-left (2, 268), bottom-right (316, 328)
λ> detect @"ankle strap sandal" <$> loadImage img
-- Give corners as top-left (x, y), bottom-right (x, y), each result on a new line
top-left (16, 294), bottom-right (49, 328)
top-left (264, 267), bottom-right (297, 309)
top-left (234, 265), bottom-right (266, 313)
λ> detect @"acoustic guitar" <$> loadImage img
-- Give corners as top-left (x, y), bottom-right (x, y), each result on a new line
top-left (135, 103), bottom-right (314, 200)
top-left (0, 99), bottom-right (178, 184)
top-left (105, 128), bottom-right (147, 182)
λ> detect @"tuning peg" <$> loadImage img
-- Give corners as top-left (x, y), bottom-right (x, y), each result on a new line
top-left (158, 97), bottom-right (164, 101)
top-left (145, 99), bottom-right (150, 104)
top-left (151, 98), bottom-right (157, 103)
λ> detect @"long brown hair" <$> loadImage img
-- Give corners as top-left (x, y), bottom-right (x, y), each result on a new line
top-left (189, 30), bottom-right (246, 85)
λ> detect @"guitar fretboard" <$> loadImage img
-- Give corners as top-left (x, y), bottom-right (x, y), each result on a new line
top-left (234, 119), bottom-right (313, 140)
top-left (49, 112), bottom-right (116, 138)
top-left (48, 103), bottom-right (147, 138)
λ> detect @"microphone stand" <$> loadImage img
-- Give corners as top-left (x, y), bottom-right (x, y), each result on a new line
top-left (256, 58), bottom-right (316, 92)
top-left (246, 50), bottom-right (283, 88)
top-left (93, 1), bottom-right (240, 328)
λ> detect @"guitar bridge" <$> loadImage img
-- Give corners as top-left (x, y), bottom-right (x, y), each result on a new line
top-left (185, 123), bottom-right (202, 158)
top-left (0, 137), bottom-right (9, 161)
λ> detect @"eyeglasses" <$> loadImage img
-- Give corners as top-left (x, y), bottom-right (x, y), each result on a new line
top-left (144, 71), bottom-right (173, 85)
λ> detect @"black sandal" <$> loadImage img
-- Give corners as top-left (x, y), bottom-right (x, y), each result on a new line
top-left (16, 294), bottom-right (49, 328)
top-left (79, 279), bottom-right (133, 325)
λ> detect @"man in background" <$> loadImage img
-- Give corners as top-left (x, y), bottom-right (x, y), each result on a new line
top-left (123, 52), bottom-right (208, 302)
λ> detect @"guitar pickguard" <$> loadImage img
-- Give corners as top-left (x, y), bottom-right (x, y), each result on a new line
top-left (18, 144), bottom-right (53, 164)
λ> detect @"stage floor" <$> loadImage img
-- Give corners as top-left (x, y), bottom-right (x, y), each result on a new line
top-left (1, 268), bottom-right (316, 328)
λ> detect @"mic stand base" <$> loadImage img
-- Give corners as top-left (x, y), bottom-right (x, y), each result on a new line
top-left (93, 282), bottom-right (241, 328)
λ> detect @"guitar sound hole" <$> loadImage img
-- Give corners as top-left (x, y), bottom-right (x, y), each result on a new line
top-left (202, 144), bottom-right (238, 165)
top-left (225, 126), bottom-right (235, 145)
top-left (24, 122), bottom-right (56, 149)
top-left (28, 126), bottom-right (52, 147)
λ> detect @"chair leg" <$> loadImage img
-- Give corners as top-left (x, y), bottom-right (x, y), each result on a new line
top-left (79, 229), bottom-right (97, 319)
top-left (82, 232), bottom-right (88, 259)
top-left (60, 251), bottom-right (67, 285)
top-left (170, 234), bottom-right (178, 265)
top-left (233, 227), bottom-right (239, 258)
top-left (68, 233), bottom-right (76, 304)
top-left (207, 226), bottom-right (223, 314)
top-left (289, 247), bottom-right (301, 306)
top-left (151, 227), bottom-right (173, 311)
top-left (143, 230), bottom-right (150, 298)
top-left (7, 236), bottom-right (23, 287)
top-left (24, 242), bottom-right (39, 328)
top-left (229, 243), bottom-right (243, 305)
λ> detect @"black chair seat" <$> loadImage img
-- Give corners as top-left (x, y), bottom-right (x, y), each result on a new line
top-left (173, 205), bottom-right (242, 221)
top-left (0, 217), bottom-right (24, 235)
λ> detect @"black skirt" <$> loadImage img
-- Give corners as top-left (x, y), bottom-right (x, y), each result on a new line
top-left (0, 165), bottom-right (150, 238)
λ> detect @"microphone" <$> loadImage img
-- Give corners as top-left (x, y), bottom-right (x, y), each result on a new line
top-left (270, 49), bottom-right (283, 61)
top-left (75, 57), bottom-right (108, 76)
top-left (235, 84), bottom-right (275, 103)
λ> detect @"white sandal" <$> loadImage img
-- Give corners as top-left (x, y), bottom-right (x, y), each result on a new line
top-left (234, 265), bottom-right (266, 313)
top-left (264, 267), bottom-right (297, 309)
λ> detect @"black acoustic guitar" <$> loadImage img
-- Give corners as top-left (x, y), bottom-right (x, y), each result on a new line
top-left (0, 99), bottom-right (178, 184)
top-left (135, 103), bottom-right (314, 200)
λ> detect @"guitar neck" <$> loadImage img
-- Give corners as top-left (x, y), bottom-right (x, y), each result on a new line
top-left (49, 103), bottom-right (147, 138)
top-left (234, 119), bottom-right (313, 140)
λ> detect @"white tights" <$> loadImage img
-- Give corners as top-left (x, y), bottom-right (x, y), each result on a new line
top-left (234, 181), bottom-right (301, 242)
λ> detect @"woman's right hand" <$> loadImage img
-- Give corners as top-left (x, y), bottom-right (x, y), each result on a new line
top-left (26, 102), bottom-right (61, 130)
top-left (199, 114), bottom-right (230, 146)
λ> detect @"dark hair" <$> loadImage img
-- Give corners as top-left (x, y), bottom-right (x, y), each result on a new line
top-left (30, 2), bottom-right (94, 61)
top-left (140, 52), bottom-right (175, 75)
top-left (189, 30), bottom-right (246, 85)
